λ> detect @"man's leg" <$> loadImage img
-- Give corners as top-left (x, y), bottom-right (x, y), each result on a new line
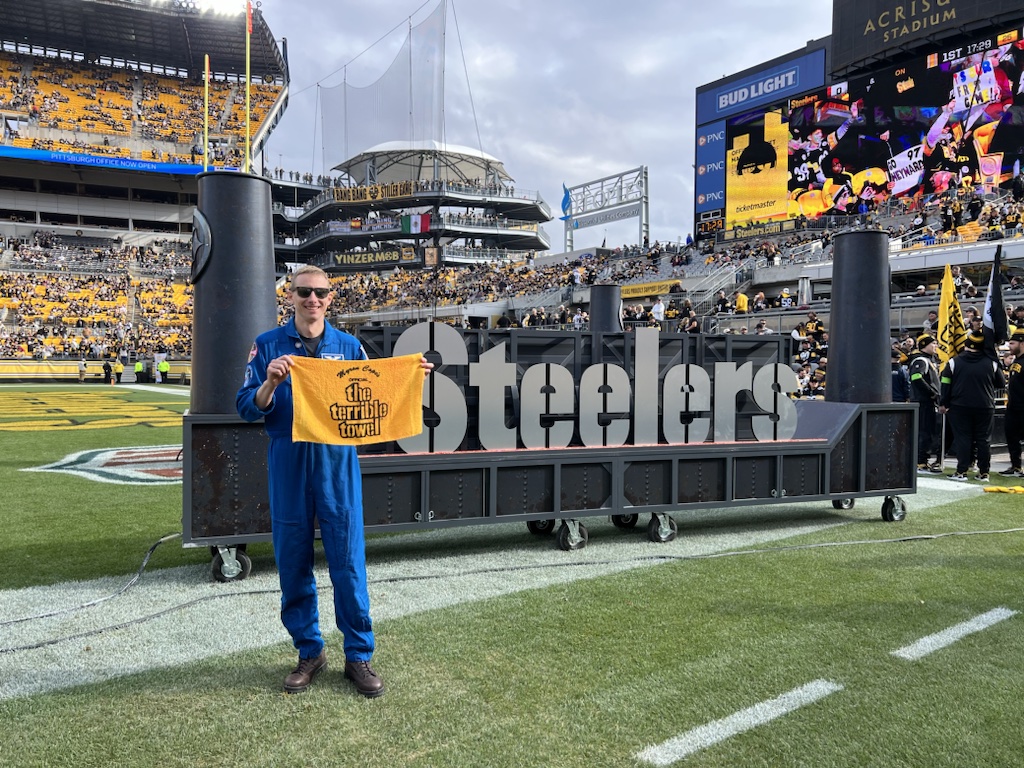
top-left (268, 440), bottom-right (323, 660)
top-left (918, 404), bottom-right (937, 465)
top-left (318, 505), bottom-right (374, 662)
top-left (948, 408), bottom-right (971, 474)
top-left (1006, 410), bottom-right (1024, 469)
top-left (974, 408), bottom-right (995, 475)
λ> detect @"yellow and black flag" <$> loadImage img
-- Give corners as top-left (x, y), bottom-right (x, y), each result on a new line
top-left (936, 264), bottom-right (967, 364)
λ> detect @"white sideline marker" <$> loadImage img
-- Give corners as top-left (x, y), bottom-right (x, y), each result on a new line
top-left (635, 679), bottom-right (843, 766)
top-left (891, 607), bottom-right (1018, 661)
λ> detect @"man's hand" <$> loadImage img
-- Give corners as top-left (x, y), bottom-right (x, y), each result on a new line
top-left (266, 354), bottom-right (294, 386)
top-left (256, 354), bottom-right (294, 409)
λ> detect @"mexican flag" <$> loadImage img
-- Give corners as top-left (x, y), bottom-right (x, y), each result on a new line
top-left (401, 213), bottom-right (431, 234)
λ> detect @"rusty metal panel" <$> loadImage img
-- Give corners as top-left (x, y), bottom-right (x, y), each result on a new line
top-left (184, 418), bottom-right (270, 540)
top-left (782, 454), bottom-right (823, 497)
top-left (829, 418), bottom-right (861, 495)
top-left (624, 460), bottom-right (672, 507)
top-left (496, 465), bottom-right (554, 516)
top-left (362, 472), bottom-right (422, 526)
top-left (678, 458), bottom-right (727, 504)
top-left (561, 462), bottom-right (612, 512)
top-left (865, 410), bottom-right (915, 492)
top-left (733, 456), bottom-right (777, 500)
top-left (428, 469), bottom-right (487, 521)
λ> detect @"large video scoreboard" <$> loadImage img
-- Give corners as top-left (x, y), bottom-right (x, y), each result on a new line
top-left (694, 19), bottom-right (1024, 240)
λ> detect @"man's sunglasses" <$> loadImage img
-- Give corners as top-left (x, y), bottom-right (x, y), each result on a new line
top-left (292, 286), bottom-right (331, 299)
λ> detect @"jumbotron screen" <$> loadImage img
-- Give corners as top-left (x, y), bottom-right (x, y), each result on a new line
top-left (831, 0), bottom-right (1024, 78)
top-left (698, 22), bottom-right (1024, 236)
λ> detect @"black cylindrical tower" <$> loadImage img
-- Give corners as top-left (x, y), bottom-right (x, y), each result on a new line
top-left (589, 284), bottom-right (623, 333)
top-left (190, 172), bottom-right (278, 414)
top-left (827, 229), bottom-right (890, 403)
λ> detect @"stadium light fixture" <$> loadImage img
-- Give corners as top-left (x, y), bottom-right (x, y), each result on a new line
top-left (149, 0), bottom-right (245, 15)
top-left (195, 0), bottom-right (247, 15)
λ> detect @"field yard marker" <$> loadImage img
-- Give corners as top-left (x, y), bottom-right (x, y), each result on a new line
top-left (891, 607), bottom-right (1018, 661)
top-left (635, 679), bottom-right (843, 765)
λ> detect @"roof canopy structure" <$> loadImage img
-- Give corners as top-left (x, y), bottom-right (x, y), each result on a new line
top-left (0, 0), bottom-right (286, 81)
top-left (333, 141), bottom-right (513, 187)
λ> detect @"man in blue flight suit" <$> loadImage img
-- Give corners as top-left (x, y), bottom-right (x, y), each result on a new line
top-left (237, 264), bottom-right (431, 697)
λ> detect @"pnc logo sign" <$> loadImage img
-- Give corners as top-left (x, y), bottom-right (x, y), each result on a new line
top-left (698, 130), bottom-right (725, 146)
top-left (699, 191), bottom-right (725, 205)
top-left (699, 161), bottom-right (725, 174)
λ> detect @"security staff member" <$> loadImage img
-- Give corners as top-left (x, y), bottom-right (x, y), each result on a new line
top-left (1000, 329), bottom-right (1024, 476)
top-left (939, 330), bottom-right (1005, 482)
top-left (157, 358), bottom-right (170, 383)
top-left (237, 265), bottom-right (431, 697)
top-left (908, 334), bottom-right (942, 473)
top-left (134, 359), bottom-right (144, 383)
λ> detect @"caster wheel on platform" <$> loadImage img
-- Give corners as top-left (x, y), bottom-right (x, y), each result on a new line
top-left (611, 513), bottom-right (639, 530)
top-left (212, 550), bottom-right (252, 582)
top-left (881, 497), bottom-right (907, 522)
top-left (832, 498), bottom-right (855, 510)
top-left (556, 522), bottom-right (588, 551)
top-left (526, 519), bottom-right (556, 535)
top-left (647, 515), bottom-right (678, 543)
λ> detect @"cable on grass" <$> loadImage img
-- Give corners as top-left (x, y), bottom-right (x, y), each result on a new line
top-left (0, 532), bottom-right (182, 628)
top-left (2, 527), bottom-right (1023, 655)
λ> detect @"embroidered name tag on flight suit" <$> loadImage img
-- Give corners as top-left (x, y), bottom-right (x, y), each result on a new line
top-left (290, 353), bottom-right (424, 445)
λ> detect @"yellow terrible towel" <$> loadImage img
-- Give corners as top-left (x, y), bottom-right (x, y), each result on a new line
top-left (290, 353), bottom-right (424, 445)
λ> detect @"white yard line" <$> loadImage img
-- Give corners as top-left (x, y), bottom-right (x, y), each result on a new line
top-left (891, 607), bottom-right (1018, 661)
top-left (636, 680), bottom-right (844, 766)
top-left (121, 384), bottom-right (190, 396)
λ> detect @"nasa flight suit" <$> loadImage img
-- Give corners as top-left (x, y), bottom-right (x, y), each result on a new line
top-left (236, 317), bottom-right (374, 662)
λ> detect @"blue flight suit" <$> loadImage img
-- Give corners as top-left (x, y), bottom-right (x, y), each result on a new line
top-left (236, 317), bottom-right (374, 662)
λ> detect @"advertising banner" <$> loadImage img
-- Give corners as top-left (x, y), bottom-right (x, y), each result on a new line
top-left (0, 144), bottom-right (210, 175)
top-left (695, 121), bottom-right (727, 214)
top-left (568, 203), bottom-right (644, 230)
top-left (328, 246), bottom-right (420, 271)
top-left (725, 109), bottom-right (790, 228)
top-left (695, 48), bottom-right (826, 124)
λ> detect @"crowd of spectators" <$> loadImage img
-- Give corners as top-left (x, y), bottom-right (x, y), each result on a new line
top-left (0, 50), bottom-right (280, 167)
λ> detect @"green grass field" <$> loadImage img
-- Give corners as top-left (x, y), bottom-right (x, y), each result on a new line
top-left (1, 384), bottom-right (1022, 767)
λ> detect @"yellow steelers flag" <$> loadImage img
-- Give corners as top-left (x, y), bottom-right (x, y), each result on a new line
top-left (290, 353), bottom-right (424, 445)
top-left (936, 264), bottom-right (967, 364)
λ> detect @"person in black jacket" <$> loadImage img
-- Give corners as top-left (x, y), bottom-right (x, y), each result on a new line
top-left (908, 335), bottom-right (943, 473)
top-left (999, 329), bottom-right (1024, 476)
top-left (939, 330), bottom-right (1005, 481)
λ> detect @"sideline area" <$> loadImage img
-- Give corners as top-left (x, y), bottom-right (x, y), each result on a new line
top-left (0, 476), bottom-right (980, 701)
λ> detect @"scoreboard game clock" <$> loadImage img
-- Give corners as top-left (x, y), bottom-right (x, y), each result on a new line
top-left (697, 218), bottom-right (724, 236)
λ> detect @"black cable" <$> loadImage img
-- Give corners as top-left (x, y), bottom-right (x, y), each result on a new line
top-left (0, 532), bottom-right (182, 628)
top-left (2, 527), bottom-right (1022, 655)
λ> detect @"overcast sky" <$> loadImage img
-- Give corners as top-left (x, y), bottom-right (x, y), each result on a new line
top-left (256, 0), bottom-right (834, 252)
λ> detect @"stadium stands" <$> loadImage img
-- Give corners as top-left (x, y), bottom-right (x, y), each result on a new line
top-left (0, 49), bottom-right (283, 167)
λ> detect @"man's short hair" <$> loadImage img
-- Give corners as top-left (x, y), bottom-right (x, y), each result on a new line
top-left (289, 264), bottom-right (329, 285)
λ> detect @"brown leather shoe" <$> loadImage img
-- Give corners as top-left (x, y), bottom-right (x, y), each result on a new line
top-left (283, 651), bottom-right (327, 694)
top-left (344, 659), bottom-right (385, 698)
